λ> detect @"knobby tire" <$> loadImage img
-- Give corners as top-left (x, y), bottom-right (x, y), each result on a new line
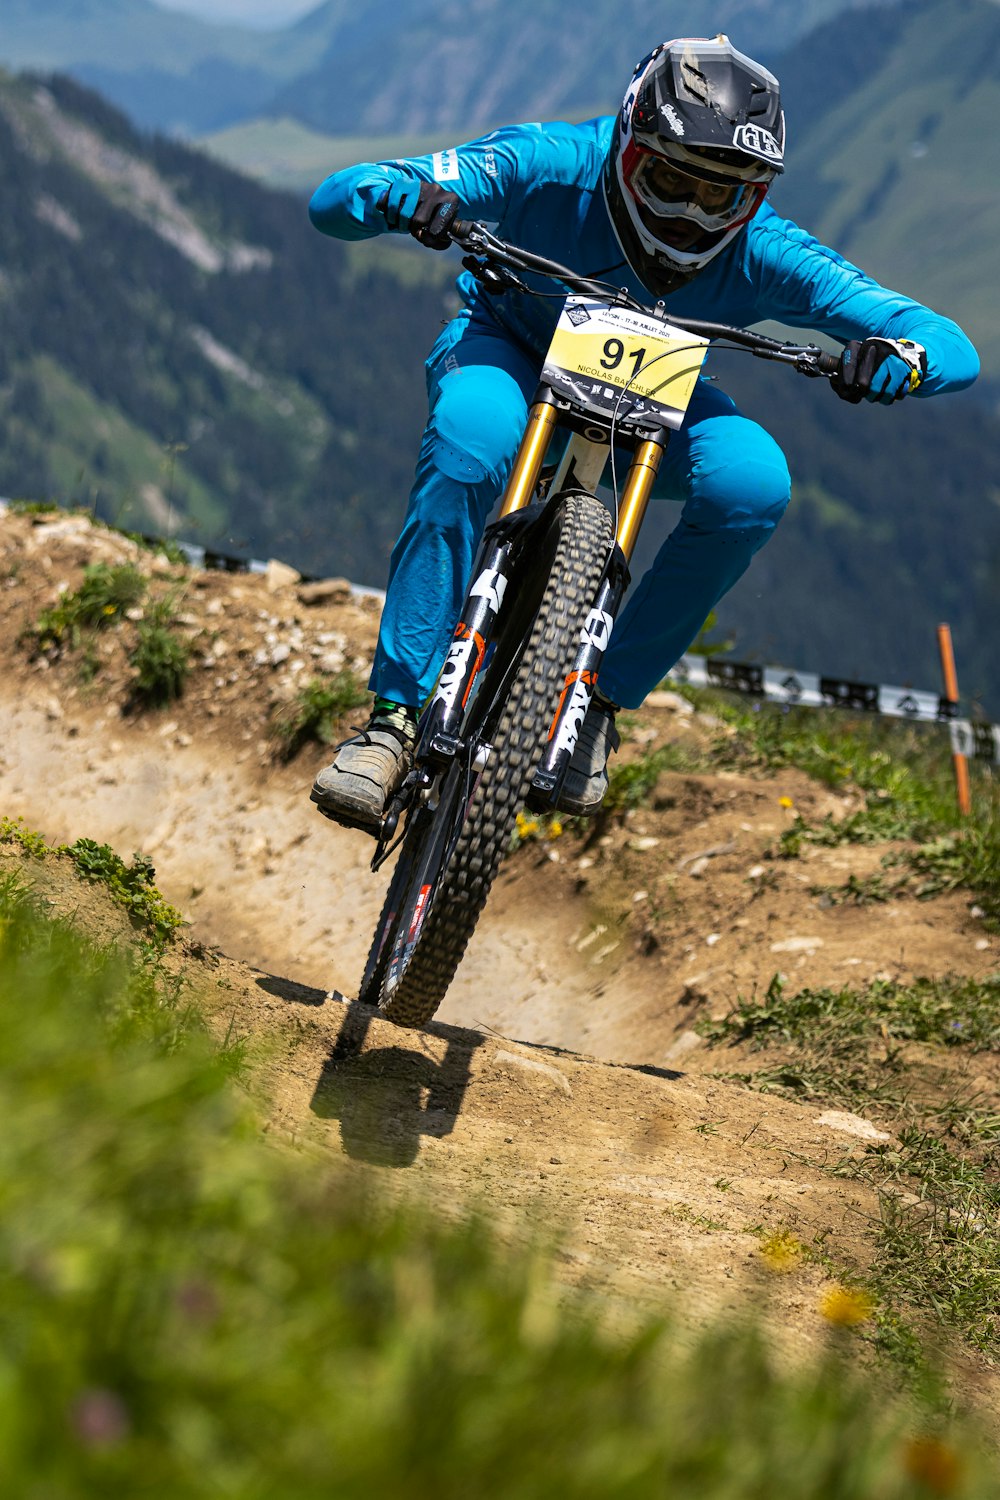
top-left (359, 491), bottom-right (612, 1027)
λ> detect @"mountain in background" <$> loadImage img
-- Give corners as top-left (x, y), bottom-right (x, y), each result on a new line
top-left (0, 0), bottom-right (344, 133)
top-left (1, 0), bottom-right (996, 708)
top-left (263, 0), bottom-right (892, 137)
top-left (770, 0), bottom-right (1000, 367)
top-left (0, 69), bottom-right (446, 581)
top-left (1, 68), bottom-right (996, 707)
top-left (0, 0), bottom-right (891, 135)
top-left (200, 0), bottom-right (1000, 383)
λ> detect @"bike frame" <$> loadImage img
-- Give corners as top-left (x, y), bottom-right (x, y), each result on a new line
top-left (369, 221), bottom-right (839, 869)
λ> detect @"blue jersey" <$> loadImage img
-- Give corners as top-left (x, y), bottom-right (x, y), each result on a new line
top-left (309, 116), bottom-right (979, 398)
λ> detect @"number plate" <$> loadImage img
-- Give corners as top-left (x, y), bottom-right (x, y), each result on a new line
top-left (541, 297), bottom-right (709, 431)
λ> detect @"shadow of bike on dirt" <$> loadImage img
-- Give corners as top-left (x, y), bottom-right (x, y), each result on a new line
top-left (307, 997), bottom-right (486, 1169)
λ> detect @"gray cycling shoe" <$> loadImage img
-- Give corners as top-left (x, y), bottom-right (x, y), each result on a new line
top-left (556, 694), bottom-right (621, 816)
top-left (310, 708), bottom-right (416, 828)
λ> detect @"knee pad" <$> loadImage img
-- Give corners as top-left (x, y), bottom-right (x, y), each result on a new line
top-left (431, 435), bottom-right (492, 487)
top-left (689, 427), bottom-right (791, 536)
top-left (431, 368), bottom-right (528, 490)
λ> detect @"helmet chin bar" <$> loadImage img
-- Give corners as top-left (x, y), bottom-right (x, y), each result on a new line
top-left (628, 182), bottom-right (767, 279)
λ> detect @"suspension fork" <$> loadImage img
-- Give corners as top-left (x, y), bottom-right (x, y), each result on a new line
top-left (530, 434), bottom-right (667, 802)
top-left (418, 395), bottom-right (560, 762)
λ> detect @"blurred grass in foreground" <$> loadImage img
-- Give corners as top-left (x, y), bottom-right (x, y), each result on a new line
top-left (2, 865), bottom-right (998, 1497)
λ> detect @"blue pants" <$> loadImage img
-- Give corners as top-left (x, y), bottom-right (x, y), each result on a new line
top-left (371, 307), bottom-right (791, 711)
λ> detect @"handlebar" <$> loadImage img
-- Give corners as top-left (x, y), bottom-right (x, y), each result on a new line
top-left (449, 218), bottom-right (841, 380)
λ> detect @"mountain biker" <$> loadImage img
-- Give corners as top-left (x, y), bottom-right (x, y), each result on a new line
top-left (307, 34), bottom-right (978, 831)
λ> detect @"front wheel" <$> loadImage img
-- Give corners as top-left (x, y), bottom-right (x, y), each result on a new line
top-left (358, 490), bottom-right (613, 1027)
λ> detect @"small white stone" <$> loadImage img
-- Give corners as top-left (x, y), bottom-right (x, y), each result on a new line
top-left (265, 559), bottom-right (300, 592)
top-left (748, 864), bottom-right (765, 879)
top-left (770, 936), bottom-right (823, 954)
top-left (816, 1110), bottom-right (891, 1143)
top-left (706, 933), bottom-right (721, 947)
top-left (663, 1030), bottom-right (703, 1063)
top-left (494, 1050), bottom-right (572, 1096)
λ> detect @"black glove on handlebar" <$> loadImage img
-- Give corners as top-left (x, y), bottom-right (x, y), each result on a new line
top-left (378, 181), bottom-right (461, 250)
top-left (830, 336), bottom-right (927, 405)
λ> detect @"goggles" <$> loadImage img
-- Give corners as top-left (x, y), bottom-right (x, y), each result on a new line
top-left (628, 152), bottom-right (755, 231)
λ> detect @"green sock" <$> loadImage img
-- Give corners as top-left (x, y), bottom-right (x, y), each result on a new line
top-left (372, 697), bottom-right (418, 731)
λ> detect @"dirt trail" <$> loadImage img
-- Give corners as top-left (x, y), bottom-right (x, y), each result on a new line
top-left (3, 506), bottom-right (998, 1390)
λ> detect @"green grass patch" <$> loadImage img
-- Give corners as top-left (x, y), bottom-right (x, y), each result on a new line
top-left (30, 561), bottom-right (146, 651)
top-left (63, 838), bottom-right (185, 951)
top-left (702, 973), bottom-right (1000, 1070)
top-left (703, 699), bottom-right (958, 821)
top-left (700, 972), bottom-right (1000, 1364)
top-left (22, 561), bottom-right (194, 709)
top-left (859, 1132), bottom-right (1000, 1356)
top-left (0, 814), bottom-right (50, 858)
top-left (2, 870), bottom-right (999, 1496)
top-left (1, 822), bottom-right (185, 951)
top-left (603, 742), bottom-right (695, 814)
top-left (8, 499), bottom-right (62, 517)
top-left (128, 599), bottom-right (191, 707)
top-left (268, 672), bottom-right (369, 759)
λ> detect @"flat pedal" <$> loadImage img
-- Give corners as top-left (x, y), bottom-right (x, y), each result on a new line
top-left (309, 792), bottom-right (384, 839)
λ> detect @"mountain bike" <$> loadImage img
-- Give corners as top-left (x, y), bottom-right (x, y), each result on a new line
top-left (356, 220), bottom-right (841, 1027)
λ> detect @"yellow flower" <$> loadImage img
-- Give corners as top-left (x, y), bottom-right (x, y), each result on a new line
top-left (102, 604), bottom-right (117, 616)
top-left (819, 1284), bottom-right (873, 1327)
top-left (759, 1229), bottom-right (803, 1272)
top-left (546, 820), bottom-right (563, 840)
top-left (778, 795), bottom-right (794, 809)
top-left (902, 1437), bottom-right (963, 1495)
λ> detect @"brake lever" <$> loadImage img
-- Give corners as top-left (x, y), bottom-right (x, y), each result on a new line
top-left (795, 345), bottom-right (840, 378)
top-left (460, 255), bottom-right (529, 295)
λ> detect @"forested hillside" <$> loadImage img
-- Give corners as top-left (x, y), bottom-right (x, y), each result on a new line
top-left (0, 69), bottom-right (995, 708)
top-left (0, 70), bottom-right (445, 583)
top-left (771, 0), bottom-right (1000, 367)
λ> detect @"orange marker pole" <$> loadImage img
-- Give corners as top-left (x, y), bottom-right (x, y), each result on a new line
top-left (937, 623), bottom-right (971, 816)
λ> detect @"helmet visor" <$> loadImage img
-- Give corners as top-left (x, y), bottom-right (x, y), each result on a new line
top-left (630, 152), bottom-right (754, 232)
